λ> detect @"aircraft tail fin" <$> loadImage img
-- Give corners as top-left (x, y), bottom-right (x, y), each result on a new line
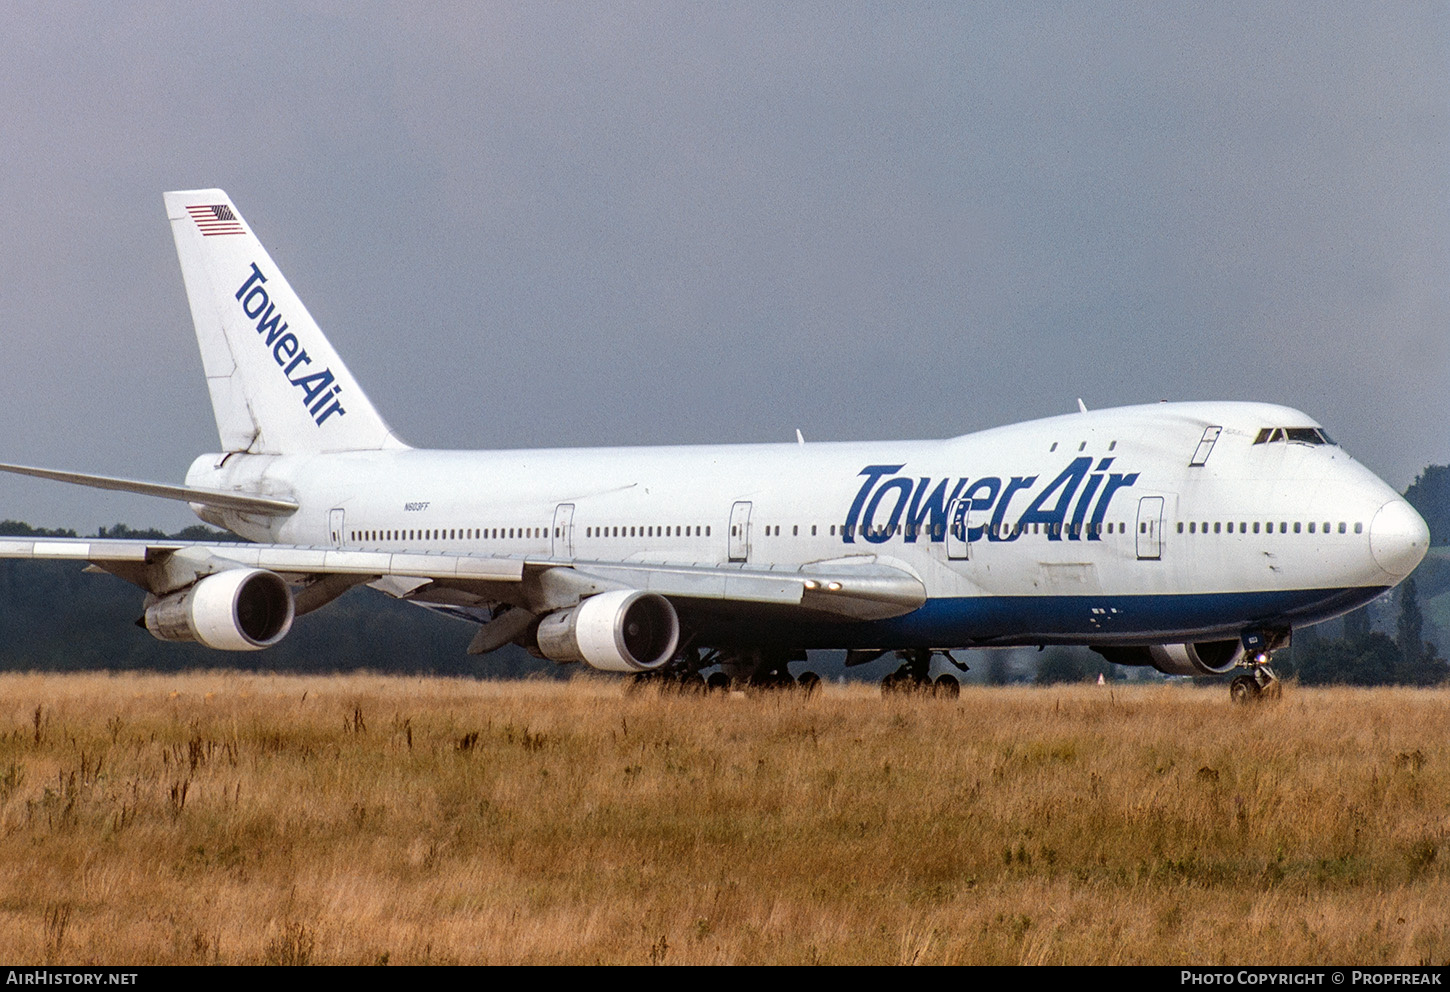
top-left (164, 189), bottom-right (408, 455)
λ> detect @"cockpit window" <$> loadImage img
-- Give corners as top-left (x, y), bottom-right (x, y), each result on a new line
top-left (1253, 427), bottom-right (1333, 446)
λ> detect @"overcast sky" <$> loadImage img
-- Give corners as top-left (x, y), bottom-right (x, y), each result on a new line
top-left (0, 2), bottom-right (1445, 532)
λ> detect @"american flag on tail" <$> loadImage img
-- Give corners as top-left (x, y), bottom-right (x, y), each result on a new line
top-left (186, 203), bottom-right (244, 236)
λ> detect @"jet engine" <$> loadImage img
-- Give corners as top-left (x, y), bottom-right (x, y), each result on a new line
top-left (535, 589), bottom-right (680, 672)
top-left (144, 568), bottom-right (295, 650)
top-left (1093, 639), bottom-right (1244, 676)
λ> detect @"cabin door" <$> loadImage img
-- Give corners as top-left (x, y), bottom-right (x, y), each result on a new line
top-left (552, 503), bottom-right (575, 558)
top-left (328, 508), bottom-right (345, 547)
top-left (1136, 496), bottom-right (1164, 560)
top-left (728, 501), bottom-right (753, 562)
top-left (946, 497), bottom-right (970, 560)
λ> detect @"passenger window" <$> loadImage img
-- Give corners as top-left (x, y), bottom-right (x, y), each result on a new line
top-left (1309, 522), bottom-right (1316, 533)
top-left (1338, 522), bottom-right (1346, 534)
top-left (1294, 522), bottom-right (1301, 534)
top-left (1252, 522), bottom-right (1260, 534)
top-left (1214, 522), bottom-right (1221, 534)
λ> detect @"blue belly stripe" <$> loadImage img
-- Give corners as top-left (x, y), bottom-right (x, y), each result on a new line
top-left (698, 584), bottom-right (1389, 649)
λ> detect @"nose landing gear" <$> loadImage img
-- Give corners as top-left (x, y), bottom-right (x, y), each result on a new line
top-left (1229, 638), bottom-right (1284, 702)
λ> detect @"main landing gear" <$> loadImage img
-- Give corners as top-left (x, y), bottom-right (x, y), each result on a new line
top-left (627, 647), bottom-right (823, 695)
top-left (879, 648), bottom-right (966, 698)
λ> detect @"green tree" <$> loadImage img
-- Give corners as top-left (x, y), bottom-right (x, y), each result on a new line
top-left (1397, 578), bottom-right (1424, 670)
top-left (0, 520), bottom-right (78, 538)
top-left (1404, 465), bottom-right (1450, 547)
top-left (985, 652), bottom-right (1012, 685)
top-left (1343, 605), bottom-right (1372, 640)
top-left (1035, 649), bottom-right (1085, 684)
top-left (1294, 632), bottom-right (1400, 686)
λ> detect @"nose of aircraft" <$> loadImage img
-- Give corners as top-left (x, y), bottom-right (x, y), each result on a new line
top-left (1369, 499), bottom-right (1430, 578)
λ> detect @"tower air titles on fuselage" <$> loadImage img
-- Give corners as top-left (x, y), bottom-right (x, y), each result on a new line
top-left (843, 459), bottom-right (1140, 544)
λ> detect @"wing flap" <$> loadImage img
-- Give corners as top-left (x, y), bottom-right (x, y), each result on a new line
top-left (561, 558), bottom-right (925, 620)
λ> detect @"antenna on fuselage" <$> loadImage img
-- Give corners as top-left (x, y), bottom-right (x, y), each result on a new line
top-left (1076, 398), bottom-right (1088, 414)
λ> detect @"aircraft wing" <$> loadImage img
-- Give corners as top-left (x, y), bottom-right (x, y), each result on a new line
top-left (0, 537), bottom-right (926, 622)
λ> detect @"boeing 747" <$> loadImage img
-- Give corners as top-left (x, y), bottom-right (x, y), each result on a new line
top-left (0, 190), bottom-right (1429, 699)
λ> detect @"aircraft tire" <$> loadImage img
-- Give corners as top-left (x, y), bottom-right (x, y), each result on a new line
top-left (1229, 675), bottom-right (1261, 703)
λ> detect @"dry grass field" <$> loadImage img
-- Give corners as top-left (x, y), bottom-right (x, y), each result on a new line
top-left (0, 672), bottom-right (1447, 965)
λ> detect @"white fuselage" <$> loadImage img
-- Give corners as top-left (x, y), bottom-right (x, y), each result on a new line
top-left (187, 400), bottom-right (1426, 650)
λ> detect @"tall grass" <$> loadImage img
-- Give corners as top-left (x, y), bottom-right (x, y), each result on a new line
top-left (0, 672), bottom-right (1445, 964)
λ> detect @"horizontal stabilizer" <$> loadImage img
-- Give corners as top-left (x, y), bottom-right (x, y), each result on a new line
top-left (0, 462), bottom-right (297, 516)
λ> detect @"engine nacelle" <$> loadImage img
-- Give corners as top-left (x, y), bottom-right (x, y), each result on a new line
top-left (1094, 639), bottom-right (1245, 676)
top-left (144, 568), bottom-right (295, 651)
top-left (536, 590), bottom-right (680, 673)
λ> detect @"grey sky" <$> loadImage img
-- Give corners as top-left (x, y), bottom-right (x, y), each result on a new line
top-left (0, 2), bottom-right (1445, 532)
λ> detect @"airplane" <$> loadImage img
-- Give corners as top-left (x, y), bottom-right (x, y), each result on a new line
top-left (0, 189), bottom-right (1431, 700)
